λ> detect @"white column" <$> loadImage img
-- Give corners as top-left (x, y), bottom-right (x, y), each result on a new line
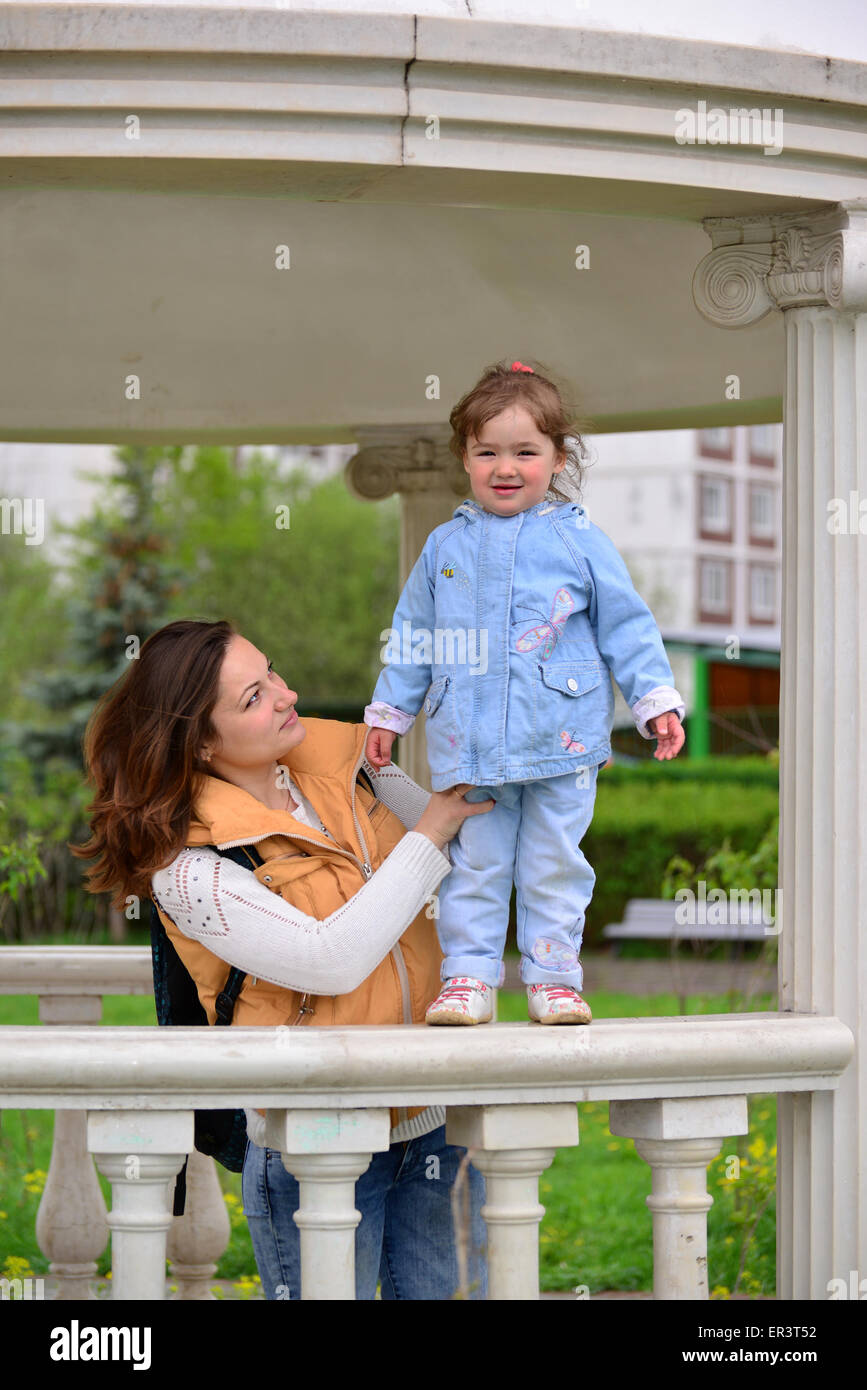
top-left (345, 428), bottom-right (467, 788)
top-left (35, 995), bottom-right (109, 1299)
top-left (694, 200), bottom-right (867, 1299)
top-left (166, 1147), bottom-right (231, 1300)
top-left (447, 1103), bottom-right (579, 1300)
top-left (88, 1110), bottom-right (193, 1300)
top-left (264, 1108), bottom-right (391, 1300)
top-left (610, 1097), bottom-right (748, 1300)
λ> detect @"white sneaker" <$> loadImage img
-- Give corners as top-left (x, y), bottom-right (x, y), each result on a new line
top-left (426, 977), bottom-right (493, 1025)
top-left (527, 983), bottom-right (592, 1025)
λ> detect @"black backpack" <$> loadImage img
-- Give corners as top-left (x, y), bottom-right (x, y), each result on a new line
top-left (149, 842), bottom-right (263, 1216)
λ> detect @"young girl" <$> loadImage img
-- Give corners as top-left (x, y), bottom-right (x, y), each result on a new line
top-left (364, 359), bottom-right (685, 1025)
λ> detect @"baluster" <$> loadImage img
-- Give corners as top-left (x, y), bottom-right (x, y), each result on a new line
top-left (609, 1095), bottom-right (749, 1299)
top-left (446, 1103), bottom-right (580, 1300)
top-left (264, 1108), bottom-right (391, 1300)
top-left (35, 995), bottom-right (108, 1298)
top-left (87, 1110), bottom-right (194, 1300)
top-left (167, 1147), bottom-right (231, 1300)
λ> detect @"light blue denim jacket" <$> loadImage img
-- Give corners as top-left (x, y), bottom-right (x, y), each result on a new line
top-left (365, 498), bottom-right (685, 791)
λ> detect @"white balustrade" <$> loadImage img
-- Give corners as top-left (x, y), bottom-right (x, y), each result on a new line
top-left (265, 1108), bottom-right (391, 1300)
top-left (447, 1103), bottom-right (579, 1300)
top-left (0, 1001), bottom-right (854, 1300)
top-left (33, 993), bottom-right (110, 1299)
top-left (0, 946), bottom-right (231, 1300)
top-left (609, 1096), bottom-right (749, 1300)
top-left (87, 1110), bottom-right (194, 1301)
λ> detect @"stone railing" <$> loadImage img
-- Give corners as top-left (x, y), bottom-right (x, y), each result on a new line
top-left (0, 945), bottom-right (232, 1299)
top-left (0, 947), bottom-right (854, 1301)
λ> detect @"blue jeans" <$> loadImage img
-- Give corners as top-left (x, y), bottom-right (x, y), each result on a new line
top-left (435, 769), bottom-right (599, 990)
top-left (242, 1125), bottom-right (488, 1300)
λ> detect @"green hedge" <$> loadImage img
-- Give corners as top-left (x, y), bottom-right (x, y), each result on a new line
top-left (580, 758), bottom-right (779, 946)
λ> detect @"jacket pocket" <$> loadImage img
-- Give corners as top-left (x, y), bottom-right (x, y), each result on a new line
top-left (538, 660), bottom-right (603, 697)
top-left (423, 674), bottom-right (450, 717)
top-left (534, 659), bottom-right (607, 758)
top-left (423, 673), bottom-right (464, 771)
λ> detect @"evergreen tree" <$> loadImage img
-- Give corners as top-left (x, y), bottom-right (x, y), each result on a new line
top-left (6, 445), bottom-right (182, 765)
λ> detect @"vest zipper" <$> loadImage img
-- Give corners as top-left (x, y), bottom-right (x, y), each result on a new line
top-left (348, 746), bottom-right (374, 880)
top-left (390, 940), bottom-right (412, 1127)
top-left (293, 993), bottom-right (314, 1025)
top-left (351, 745), bottom-right (410, 1126)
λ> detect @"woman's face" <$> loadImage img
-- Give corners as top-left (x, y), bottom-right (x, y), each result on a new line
top-left (204, 634), bottom-right (307, 774)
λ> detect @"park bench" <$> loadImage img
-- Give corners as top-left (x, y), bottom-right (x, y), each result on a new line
top-left (603, 896), bottom-right (774, 952)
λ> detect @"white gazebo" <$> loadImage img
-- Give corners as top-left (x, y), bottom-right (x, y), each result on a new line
top-left (0, 0), bottom-right (864, 1300)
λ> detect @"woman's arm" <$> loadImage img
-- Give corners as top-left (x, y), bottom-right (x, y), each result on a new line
top-left (151, 831), bottom-right (448, 997)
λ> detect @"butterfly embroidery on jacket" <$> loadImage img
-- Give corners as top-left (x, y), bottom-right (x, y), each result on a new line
top-left (515, 588), bottom-right (574, 660)
top-left (560, 731), bottom-right (585, 753)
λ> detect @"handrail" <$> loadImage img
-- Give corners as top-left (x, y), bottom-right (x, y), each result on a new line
top-left (0, 945), bottom-right (153, 995)
top-left (0, 1014), bottom-right (852, 1107)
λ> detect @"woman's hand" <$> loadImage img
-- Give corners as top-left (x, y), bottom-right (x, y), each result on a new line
top-left (415, 785), bottom-right (495, 852)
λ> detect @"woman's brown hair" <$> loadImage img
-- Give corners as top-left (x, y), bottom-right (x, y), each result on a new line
top-left (72, 619), bottom-right (235, 907)
top-left (449, 358), bottom-right (594, 503)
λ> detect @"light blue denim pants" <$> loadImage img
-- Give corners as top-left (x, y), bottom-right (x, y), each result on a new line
top-left (242, 1125), bottom-right (488, 1300)
top-left (435, 767), bottom-right (599, 990)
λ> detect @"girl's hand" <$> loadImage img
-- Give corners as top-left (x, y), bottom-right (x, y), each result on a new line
top-left (649, 711), bottom-right (685, 760)
top-left (366, 726), bottom-right (396, 767)
top-left (415, 785), bottom-right (495, 853)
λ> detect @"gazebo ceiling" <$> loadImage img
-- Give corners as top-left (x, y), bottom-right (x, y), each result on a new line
top-left (1, 3), bottom-right (865, 441)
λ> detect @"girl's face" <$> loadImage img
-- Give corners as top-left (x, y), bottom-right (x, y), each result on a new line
top-left (463, 405), bottom-right (566, 516)
top-left (204, 634), bottom-right (306, 776)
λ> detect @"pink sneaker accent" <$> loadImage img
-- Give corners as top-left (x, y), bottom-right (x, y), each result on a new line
top-left (426, 976), bottom-right (493, 1025)
top-left (527, 983), bottom-right (592, 1025)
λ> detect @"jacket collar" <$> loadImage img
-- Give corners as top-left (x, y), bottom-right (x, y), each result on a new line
top-left (453, 498), bottom-right (572, 523)
top-left (186, 718), bottom-right (367, 849)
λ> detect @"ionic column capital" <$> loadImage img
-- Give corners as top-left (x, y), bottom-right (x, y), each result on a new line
top-left (345, 426), bottom-right (467, 500)
top-left (693, 201), bottom-right (867, 326)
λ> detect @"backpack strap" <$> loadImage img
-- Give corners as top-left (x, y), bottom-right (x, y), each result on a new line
top-left (210, 843), bottom-right (264, 1025)
top-left (356, 766), bottom-right (376, 798)
top-left (151, 840), bottom-right (267, 1215)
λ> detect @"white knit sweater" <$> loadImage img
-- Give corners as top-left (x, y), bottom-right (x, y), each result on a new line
top-left (151, 759), bottom-right (449, 1147)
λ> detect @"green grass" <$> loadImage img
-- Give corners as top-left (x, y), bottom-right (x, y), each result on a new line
top-left (0, 990), bottom-right (776, 1297)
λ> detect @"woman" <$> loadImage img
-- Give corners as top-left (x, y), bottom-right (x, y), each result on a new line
top-left (74, 618), bottom-right (494, 1300)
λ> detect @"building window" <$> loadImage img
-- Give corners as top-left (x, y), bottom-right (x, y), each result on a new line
top-left (749, 484), bottom-right (776, 546)
top-left (698, 558), bottom-right (732, 623)
top-left (749, 565), bottom-right (777, 623)
top-left (698, 474), bottom-right (733, 541)
top-left (749, 424), bottom-right (778, 466)
top-left (699, 427), bottom-right (733, 460)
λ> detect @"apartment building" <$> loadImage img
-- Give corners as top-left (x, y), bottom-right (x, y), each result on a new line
top-left (580, 424), bottom-right (782, 755)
